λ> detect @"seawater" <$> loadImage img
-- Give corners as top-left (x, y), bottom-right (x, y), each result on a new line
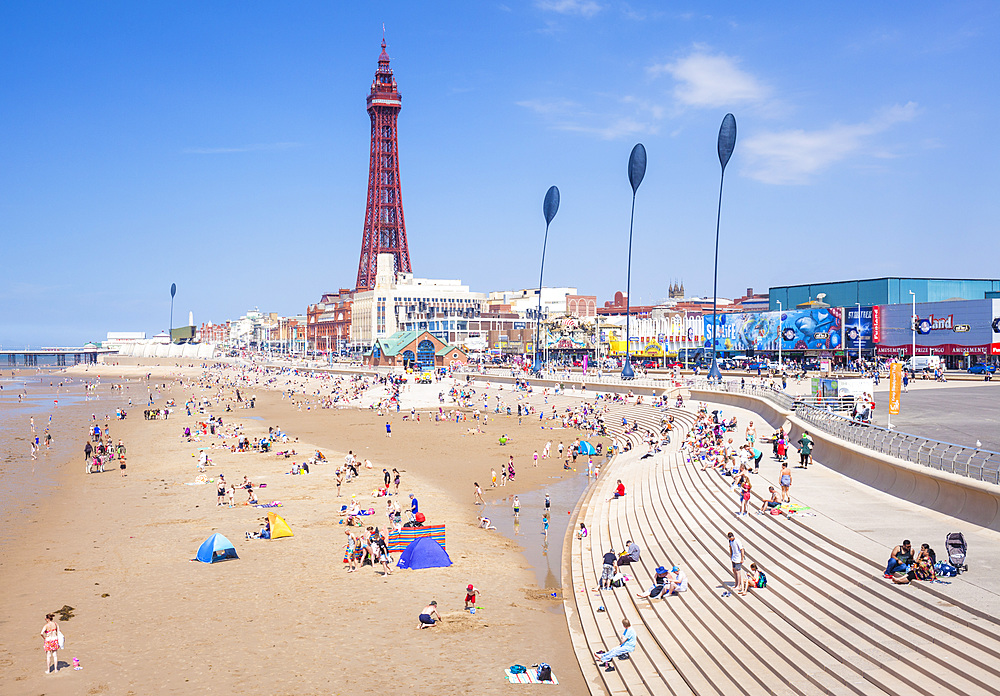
top-left (482, 469), bottom-right (593, 592)
top-left (0, 371), bottom-right (121, 522)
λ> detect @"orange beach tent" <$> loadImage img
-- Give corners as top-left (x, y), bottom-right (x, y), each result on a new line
top-left (267, 511), bottom-right (294, 539)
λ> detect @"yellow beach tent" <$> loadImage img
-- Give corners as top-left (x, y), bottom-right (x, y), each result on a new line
top-left (267, 511), bottom-right (294, 539)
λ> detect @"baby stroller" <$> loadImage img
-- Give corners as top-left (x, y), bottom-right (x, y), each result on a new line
top-left (945, 532), bottom-right (968, 573)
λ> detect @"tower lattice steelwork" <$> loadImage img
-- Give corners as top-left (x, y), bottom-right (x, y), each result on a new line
top-left (356, 39), bottom-right (411, 291)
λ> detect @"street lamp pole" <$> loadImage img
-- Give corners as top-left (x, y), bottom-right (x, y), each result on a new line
top-left (909, 290), bottom-right (916, 361)
top-left (708, 114), bottom-right (737, 383)
top-left (622, 143), bottom-right (647, 380)
top-left (856, 302), bottom-right (862, 369)
top-left (534, 186), bottom-right (560, 374)
top-left (777, 300), bottom-right (782, 370)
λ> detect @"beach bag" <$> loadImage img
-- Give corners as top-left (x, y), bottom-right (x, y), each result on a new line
top-left (537, 663), bottom-right (552, 681)
top-left (509, 664), bottom-right (527, 674)
top-left (935, 562), bottom-right (958, 577)
top-left (611, 572), bottom-right (625, 588)
top-left (756, 571), bottom-right (767, 588)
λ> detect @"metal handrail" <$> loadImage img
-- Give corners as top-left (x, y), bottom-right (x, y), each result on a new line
top-left (689, 378), bottom-right (1000, 485)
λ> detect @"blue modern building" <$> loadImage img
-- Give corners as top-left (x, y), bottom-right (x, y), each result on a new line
top-left (769, 278), bottom-right (1000, 311)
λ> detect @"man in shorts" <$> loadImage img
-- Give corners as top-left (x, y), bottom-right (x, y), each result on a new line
top-left (418, 601), bottom-right (442, 628)
top-left (758, 486), bottom-right (781, 514)
top-left (727, 532), bottom-right (745, 594)
top-left (600, 548), bottom-right (618, 590)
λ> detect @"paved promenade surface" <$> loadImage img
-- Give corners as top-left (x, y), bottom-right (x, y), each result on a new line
top-left (565, 394), bottom-right (1000, 696)
top-left (868, 382), bottom-right (1000, 452)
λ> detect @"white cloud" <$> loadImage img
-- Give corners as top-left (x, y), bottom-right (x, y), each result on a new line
top-left (516, 98), bottom-right (581, 115)
top-left (741, 102), bottom-right (918, 184)
top-left (183, 142), bottom-right (302, 155)
top-left (536, 0), bottom-right (603, 18)
top-left (517, 96), bottom-right (660, 140)
top-left (560, 117), bottom-right (654, 140)
top-left (649, 49), bottom-right (770, 108)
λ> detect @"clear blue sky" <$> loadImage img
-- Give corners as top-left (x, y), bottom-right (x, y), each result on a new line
top-left (3, 1), bottom-right (998, 345)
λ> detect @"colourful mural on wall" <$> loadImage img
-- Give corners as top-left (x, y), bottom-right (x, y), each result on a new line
top-left (703, 309), bottom-right (844, 352)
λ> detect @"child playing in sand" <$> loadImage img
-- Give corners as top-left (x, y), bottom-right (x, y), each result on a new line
top-left (477, 515), bottom-right (496, 530)
top-left (465, 584), bottom-right (480, 609)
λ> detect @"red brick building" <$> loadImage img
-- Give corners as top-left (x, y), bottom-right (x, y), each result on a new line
top-left (597, 291), bottom-right (656, 318)
top-left (566, 294), bottom-right (597, 318)
top-left (307, 289), bottom-right (354, 354)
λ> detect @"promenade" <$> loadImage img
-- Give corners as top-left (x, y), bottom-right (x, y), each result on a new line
top-left (564, 396), bottom-right (1000, 695)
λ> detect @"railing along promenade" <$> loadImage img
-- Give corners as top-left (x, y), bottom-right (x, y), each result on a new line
top-left (689, 378), bottom-right (1000, 485)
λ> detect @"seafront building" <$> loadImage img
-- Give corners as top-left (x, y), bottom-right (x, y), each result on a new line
top-left (487, 287), bottom-right (579, 321)
top-left (349, 253), bottom-right (488, 349)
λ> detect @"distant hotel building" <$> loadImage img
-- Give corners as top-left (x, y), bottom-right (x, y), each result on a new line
top-left (350, 254), bottom-right (488, 348)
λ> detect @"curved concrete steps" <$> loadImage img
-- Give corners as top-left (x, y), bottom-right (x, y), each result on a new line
top-left (566, 402), bottom-right (1000, 695)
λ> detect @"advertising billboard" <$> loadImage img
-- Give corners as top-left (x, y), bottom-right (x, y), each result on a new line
top-left (876, 299), bottom-right (997, 357)
top-left (843, 305), bottom-right (876, 351)
top-left (704, 308), bottom-right (843, 352)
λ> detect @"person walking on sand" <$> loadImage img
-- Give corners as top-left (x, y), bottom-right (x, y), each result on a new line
top-left (533, 450), bottom-right (539, 466)
top-left (385, 421), bottom-right (391, 438)
top-left (474, 482), bottom-right (485, 505)
top-left (512, 495), bottom-right (520, 518)
top-left (228, 484), bottom-right (236, 508)
top-left (779, 462), bottom-right (792, 502)
top-left (41, 613), bottom-right (60, 674)
top-left (392, 468), bottom-right (401, 495)
top-left (491, 468), bottom-right (497, 487)
top-left (336, 469), bottom-right (344, 497)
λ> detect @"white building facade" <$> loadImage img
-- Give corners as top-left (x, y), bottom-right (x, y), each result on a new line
top-left (488, 287), bottom-right (577, 321)
top-left (351, 254), bottom-right (488, 348)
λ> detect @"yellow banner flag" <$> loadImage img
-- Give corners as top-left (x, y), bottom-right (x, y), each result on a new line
top-left (888, 362), bottom-right (902, 415)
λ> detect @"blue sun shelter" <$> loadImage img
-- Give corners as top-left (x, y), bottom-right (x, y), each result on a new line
top-left (396, 536), bottom-right (452, 570)
top-left (578, 441), bottom-right (597, 456)
top-left (197, 533), bottom-right (239, 563)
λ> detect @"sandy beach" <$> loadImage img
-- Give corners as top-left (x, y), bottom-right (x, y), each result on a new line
top-left (0, 359), bottom-right (596, 695)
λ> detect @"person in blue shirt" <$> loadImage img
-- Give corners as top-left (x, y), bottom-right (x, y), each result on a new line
top-left (595, 618), bottom-right (636, 671)
top-left (409, 493), bottom-right (419, 522)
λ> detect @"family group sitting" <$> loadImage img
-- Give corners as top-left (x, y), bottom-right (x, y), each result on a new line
top-left (634, 564), bottom-right (688, 599)
top-left (884, 539), bottom-right (938, 583)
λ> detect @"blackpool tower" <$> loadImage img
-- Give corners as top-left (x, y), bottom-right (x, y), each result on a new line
top-left (355, 39), bottom-right (412, 291)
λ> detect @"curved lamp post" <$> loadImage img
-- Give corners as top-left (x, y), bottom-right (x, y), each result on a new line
top-left (534, 185), bottom-right (560, 373)
top-left (622, 143), bottom-right (646, 380)
top-left (169, 282), bottom-right (177, 342)
top-left (708, 114), bottom-right (736, 383)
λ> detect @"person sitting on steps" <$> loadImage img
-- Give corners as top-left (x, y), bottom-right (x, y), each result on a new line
top-left (595, 618), bottom-right (636, 671)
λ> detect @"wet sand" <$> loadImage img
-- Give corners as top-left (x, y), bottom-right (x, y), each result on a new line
top-left (0, 361), bottom-right (590, 695)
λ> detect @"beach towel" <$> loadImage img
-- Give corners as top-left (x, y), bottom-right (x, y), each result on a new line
top-left (504, 668), bottom-right (559, 684)
top-left (386, 524), bottom-right (446, 552)
top-left (254, 502), bottom-right (283, 508)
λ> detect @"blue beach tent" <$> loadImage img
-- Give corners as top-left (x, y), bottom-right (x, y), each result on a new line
top-left (578, 441), bottom-right (597, 456)
top-left (196, 533), bottom-right (239, 563)
top-left (396, 536), bottom-right (452, 570)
